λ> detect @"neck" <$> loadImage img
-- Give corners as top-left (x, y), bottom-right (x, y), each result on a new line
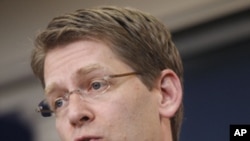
top-left (161, 118), bottom-right (173, 141)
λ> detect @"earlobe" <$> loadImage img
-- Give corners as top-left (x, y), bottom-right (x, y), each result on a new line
top-left (158, 69), bottom-right (182, 118)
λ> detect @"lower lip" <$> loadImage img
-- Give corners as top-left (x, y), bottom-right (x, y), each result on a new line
top-left (75, 137), bottom-right (102, 141)
top-left (90, 139), bottom-right (101, 141)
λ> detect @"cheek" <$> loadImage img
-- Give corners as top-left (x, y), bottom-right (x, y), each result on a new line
top-left (101, 83), bottom-right (143, 117)
top-left (98, 81), bottom-right (156, 129)
top-left (55, 118), bottom-right (71, 140)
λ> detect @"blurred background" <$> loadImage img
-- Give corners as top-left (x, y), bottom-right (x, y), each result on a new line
top-left (0, 0), bottom-right (249, 141)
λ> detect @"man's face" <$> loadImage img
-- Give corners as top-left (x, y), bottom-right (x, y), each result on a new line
top-left (44, 40), bottom-right (164, 141)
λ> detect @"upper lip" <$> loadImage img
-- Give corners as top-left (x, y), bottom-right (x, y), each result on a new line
top-left (74, 135), bottom-right (102, 141)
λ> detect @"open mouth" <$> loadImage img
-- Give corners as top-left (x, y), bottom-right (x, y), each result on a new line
top-left (75, 137), bottom-right (102, 141)
top-left (82, 138), bottom-right (91, 141)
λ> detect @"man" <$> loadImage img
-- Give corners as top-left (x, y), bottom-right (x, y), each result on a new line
top-left (31, 6), bottom-right (184, 141)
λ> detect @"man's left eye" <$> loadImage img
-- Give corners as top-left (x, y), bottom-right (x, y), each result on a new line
top-left (92, 81), bottom-right (102, 90)
top-left (89, 79), bottom-right (108, 92)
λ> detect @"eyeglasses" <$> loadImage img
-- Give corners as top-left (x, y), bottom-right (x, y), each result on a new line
top-left (36, 72), bottom-right (140, 117)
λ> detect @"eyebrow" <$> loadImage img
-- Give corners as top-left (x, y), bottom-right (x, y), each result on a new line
top-left (44, 82), bottom-right (59, 96)
top-left (75, 64), bottom-right (104, 78)
top-left (44, 64), bottom-right (105, 96)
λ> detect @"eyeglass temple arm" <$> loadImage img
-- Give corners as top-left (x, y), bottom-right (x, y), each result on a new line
top-left (108, 72), bottom-right (140, 78)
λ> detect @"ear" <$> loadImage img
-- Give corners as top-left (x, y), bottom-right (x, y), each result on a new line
top-left (157, 69), bottom-right (182, 118)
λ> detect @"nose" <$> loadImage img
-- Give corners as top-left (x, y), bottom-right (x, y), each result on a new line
top-left (67, 93), bottom-right (94, 127)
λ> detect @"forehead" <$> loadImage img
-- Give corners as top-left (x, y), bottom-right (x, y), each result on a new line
top-left (44, 40), bottom-right (113, 75)
top-left (44, 40), bottom-right (133, 88)
top-left (44, 64), bottom-right (105, 94)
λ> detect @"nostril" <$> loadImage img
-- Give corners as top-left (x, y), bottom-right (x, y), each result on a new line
top-left (71, 116), bottom-right (91, 127)
top-left (81, 116), bottom-right (90, 121)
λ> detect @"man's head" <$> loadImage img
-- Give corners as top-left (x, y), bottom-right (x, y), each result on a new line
top-left (31, 6), bottom-right (183, 141)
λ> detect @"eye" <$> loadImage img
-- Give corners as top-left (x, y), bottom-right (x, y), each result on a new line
top-left (89, 79), bottom-right (109, 92)
top-left (54, 98), bottom-right (65, 110)
top-left (92, 82), bottom-right (101, 90)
